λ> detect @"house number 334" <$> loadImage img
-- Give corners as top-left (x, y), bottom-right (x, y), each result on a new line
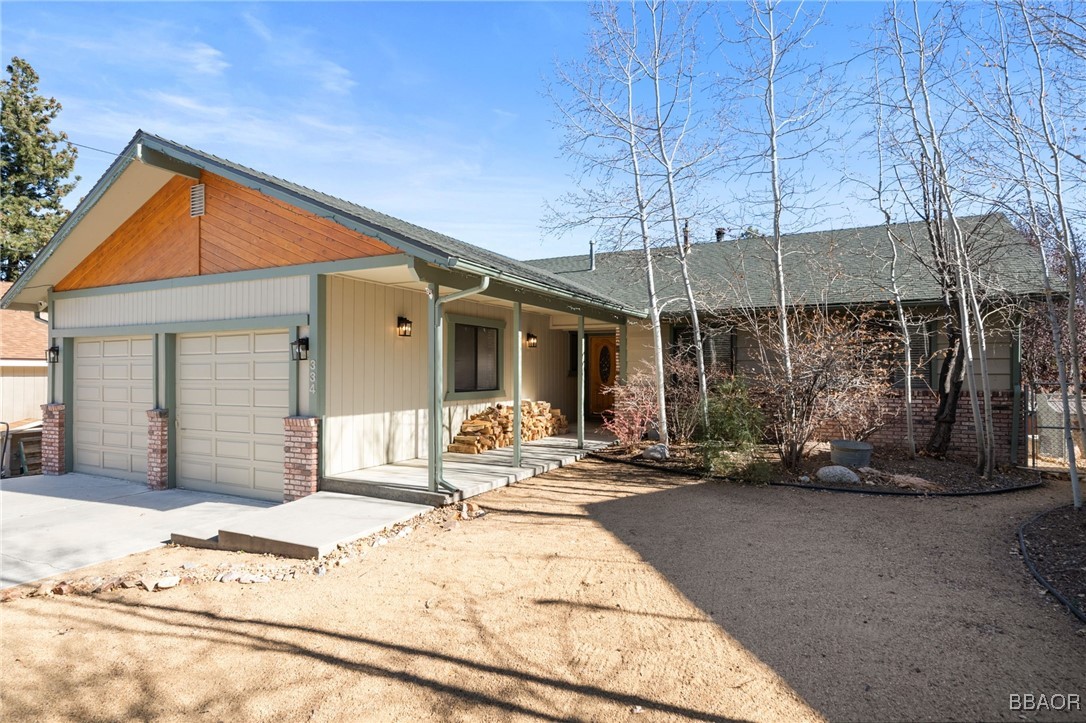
top-left (308, 359), bottom-right (317, 395)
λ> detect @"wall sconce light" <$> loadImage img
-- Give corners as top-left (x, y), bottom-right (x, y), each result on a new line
top-left (526, 333), bottom-right (538, 349)
top-left (397, 316), bottom-right (413, 337)
top-left (290, 337), bottom-right (309, 362)
top-left (46, 345), bottom-right (60, 364)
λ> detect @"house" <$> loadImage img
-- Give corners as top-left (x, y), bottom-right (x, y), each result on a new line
top-left (1, 281), bottom-right (48, 423)
top-left (0, 131), bottom-right (643, 502)
top-left (527, 215), bottom-right (1048, 461)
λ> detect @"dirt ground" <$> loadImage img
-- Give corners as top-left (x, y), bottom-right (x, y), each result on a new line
top-left (1, 459), bottom-right (1083, 722)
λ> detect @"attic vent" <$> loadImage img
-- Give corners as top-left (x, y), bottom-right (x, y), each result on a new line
top-left (189, 184), bottom-right (206, 217)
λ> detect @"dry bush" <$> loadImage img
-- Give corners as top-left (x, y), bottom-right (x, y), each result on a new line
top-left (601, 368), bottom-right (660, 448)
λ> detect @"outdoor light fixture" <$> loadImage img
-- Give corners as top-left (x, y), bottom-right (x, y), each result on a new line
top-left (526, 333), bottom-right (538, 349)
top-left (397, 316), bottom-right (413, 337)
top-left (46, 345), bottom-right (60, 364)
top-left (290, 337), bottom-right (309, 362)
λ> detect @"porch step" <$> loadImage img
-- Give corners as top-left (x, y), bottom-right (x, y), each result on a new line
top-left (320, 477), bottom-right (457, 506)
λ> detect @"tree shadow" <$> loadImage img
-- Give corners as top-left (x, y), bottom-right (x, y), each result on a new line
top-left (585, 480), bottom-right (1086, 722)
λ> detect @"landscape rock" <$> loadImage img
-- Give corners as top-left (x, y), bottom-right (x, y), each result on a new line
top-left (798, 475), bottom-right (811, 483)
top-left (642, 444), bottom-right (670, 461)
top-left (154, 576), bottom-right (181, 590)
top-left (32, 584), bottom-right (52, 597)
top-left (397, 526), bottom-right (413, 538)
top-left (816, 465), bottom-right (861, 485)
top-left (890, 474), bottom-right (940, 492)
top-left (51, 582), bottom-right (73, 596)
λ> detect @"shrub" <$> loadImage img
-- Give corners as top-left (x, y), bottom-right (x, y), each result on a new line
top-left (601, 371), bottom-right (659, 448)
top-left (700, 376), bottom-right (765, 473)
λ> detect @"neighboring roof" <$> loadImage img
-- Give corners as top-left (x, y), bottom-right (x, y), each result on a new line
top-left (0, 282), bottom-right (47, 360)
top-left (0, 130), bottom-right (641, 319)
top-left (527, 214), bottom-right (1049, 314)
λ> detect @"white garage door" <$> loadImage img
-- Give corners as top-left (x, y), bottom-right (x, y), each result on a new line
top-left (73, 336), bottom-right (154, 482)
top-left (177, 330), bottom-right (289, 501)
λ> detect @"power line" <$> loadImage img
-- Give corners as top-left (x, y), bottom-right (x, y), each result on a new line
top-left (68, 141), bottom-right (119, 156)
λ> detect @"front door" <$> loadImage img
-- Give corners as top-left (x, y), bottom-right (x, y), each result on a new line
top-left (588, 335), bottom-right (616, 416)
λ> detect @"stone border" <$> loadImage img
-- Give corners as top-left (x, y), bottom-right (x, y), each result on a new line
top-left (589, 451), bottom-right (1044, 497)
top-left (1017, 505), bottom-right (1086, 624)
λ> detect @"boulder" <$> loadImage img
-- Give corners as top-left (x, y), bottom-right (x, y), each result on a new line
top-left (816, 465), bottom-right (861, 485)
top-left (642, 444), bottom-right (670, 461)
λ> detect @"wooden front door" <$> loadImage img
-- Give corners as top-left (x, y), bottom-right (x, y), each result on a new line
top-left (588, 335), bottom-right (616, 416)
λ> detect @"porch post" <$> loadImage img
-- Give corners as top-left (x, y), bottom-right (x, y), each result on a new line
top-left (427, 283), bottom-right (442, 492)
top-left (513, 302), bottom-right (523, 468)
top-left (1010, 315), bottom-right (1023, 464)
top-left (577, 315), bottom-right (585, 449)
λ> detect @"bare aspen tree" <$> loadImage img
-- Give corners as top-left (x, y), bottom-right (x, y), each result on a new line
top-left (883, 0), bottom-right (996, 475)
top-left (970, 0), bottom-right (1082, 505)
top-left (547, 1), bottom-right (672, 444)
top-left (870, 57), bottom-right (917, 457)
top-left (719, 0), bottom-right (835, 468)
top-left (637, 0), bottom-right (715, 429)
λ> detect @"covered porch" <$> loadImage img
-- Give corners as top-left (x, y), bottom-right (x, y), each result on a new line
top-left (318, 258), bottom-right (635, 504)
top-left (323, 427), bottom-right (614, 505)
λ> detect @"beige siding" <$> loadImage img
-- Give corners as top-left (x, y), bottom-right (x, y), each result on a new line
top-left (53, 276), bottom-right (309, 331)
top-left (324, 276), bottom-right (579, 475)
top-left (0, 366), bottom-right (47, 422)
top-left (623, 320), bottom-right (668, 376)
top-left (929, 319), bottom-right (1014, 392)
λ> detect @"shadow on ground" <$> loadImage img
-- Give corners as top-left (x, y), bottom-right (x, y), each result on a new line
top-left (586, 477), bottom-right (1085, 722)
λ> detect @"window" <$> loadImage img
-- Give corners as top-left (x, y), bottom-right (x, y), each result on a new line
top-left (454, 323), bottom-right (500, 392)
top-left (672, 324), bottom-right (736, 374)
top-left (892, 321), bottom-right (931, 390)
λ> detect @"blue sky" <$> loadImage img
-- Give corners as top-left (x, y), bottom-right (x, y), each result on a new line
top-left (2, 2), bottom-right (889, 260)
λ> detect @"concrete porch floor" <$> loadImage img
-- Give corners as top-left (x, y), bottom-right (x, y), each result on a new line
top-left (323, 428), bottom-right (615, 505)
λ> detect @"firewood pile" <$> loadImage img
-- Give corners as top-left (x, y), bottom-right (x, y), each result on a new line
top-left (447, 401), bottom-right (569, 454)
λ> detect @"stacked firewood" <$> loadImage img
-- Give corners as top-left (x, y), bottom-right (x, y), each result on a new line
top-left (447, 401), bottom-right (569, 454)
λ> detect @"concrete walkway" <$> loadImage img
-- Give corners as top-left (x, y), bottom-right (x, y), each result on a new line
top-left (0, 474), bottom-right (272, 589)
top-left (174, 492), bottom-right (432, 559)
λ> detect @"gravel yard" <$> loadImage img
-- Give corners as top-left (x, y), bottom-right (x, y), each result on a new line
top-left (2, 458), bottom-right (1082, 721)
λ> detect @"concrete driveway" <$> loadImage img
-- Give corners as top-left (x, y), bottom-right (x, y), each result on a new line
top-left (1, 474), bottom-right (273, 588)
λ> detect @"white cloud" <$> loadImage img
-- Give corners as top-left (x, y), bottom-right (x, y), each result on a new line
top-left (241, 11), bottom-right (356, 96)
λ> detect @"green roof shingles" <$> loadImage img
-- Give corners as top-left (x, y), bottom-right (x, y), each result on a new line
top-left (527, 215), bottom-right (1047, 314)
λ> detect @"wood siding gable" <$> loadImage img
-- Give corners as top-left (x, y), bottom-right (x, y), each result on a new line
top-left (57, 172), bottom-right (400, 292)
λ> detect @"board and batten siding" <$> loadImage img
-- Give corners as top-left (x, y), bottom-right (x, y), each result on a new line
top-left (324, 275), bottom-right (576, 475)
top-left (52, 276), bottom-right (310, 331)
top-left (1, 367), bottom-right (47, 422)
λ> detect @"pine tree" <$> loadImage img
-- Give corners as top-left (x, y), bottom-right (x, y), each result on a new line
top-left (1, 57), bottom-right (78, 282)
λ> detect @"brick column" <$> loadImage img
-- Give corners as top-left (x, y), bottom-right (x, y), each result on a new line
top-left (147, 409), bottom-right (170, 490)
top-left (41, 404), bottom-right (66, 475)
top-left (284, 416), bottom-right (320, 502)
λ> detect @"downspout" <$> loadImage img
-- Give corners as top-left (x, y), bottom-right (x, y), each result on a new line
top-left (427, 276), bottom-right (491, 494)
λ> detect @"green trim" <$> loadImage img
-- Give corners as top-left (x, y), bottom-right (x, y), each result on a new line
top-left (444, 313), bottom-right (506, 401)
top-left (61, 338), bottom-right (74, 472)
top-left (1010, 317), bottom-right (1023, 463)
top-left (164, 333), bottom-right (177, 487)
top-left (289, 325), bottom-right (300, 417)
top-left (46, 287), bottom-right (55, 403)
top-left (412, 260), bottom-right (634, 325)
top-left (1, 140), bottom-right (138, 309)
top-left (54, 314), bottom-right (308, 339)
top-left (137, 143), bottom-right (201, 179)
top-left (51, 254), bottom-right (408, 301)
top-left (577, 317), bottom-right (585, 449)
top-left (513, 302), bottom-right (522, 468)
top-left (310, 274), bottom-right (327, 479)
top-left (138, 136), bottom-right (454, 269)
top-left (152, 333), bottom-right (161, 408)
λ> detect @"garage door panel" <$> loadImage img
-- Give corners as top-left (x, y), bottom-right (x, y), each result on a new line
top-left (215, 362), bottom-right (251, 380)
top-left (215, 334), bottom-right (251, 354)
top-left (254, 389), bottom-right (288, 408)
top-left (254, 442), bottom-right (282, 464)
top-left (253, 416), bottom-right (283, 436)
top-left (73, 335), bottom-right (152, 483)
top-left (215, 388), bottom-right (251, 407)
top-left (178, 330), bottom-right (288, 500)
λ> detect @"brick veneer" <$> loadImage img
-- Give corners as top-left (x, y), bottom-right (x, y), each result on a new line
top-left (41, 403), bottom-right (66, 475)
top-left (813, 390), bottom-right (1023, 463)
top-left (146, 409), bottom-right (169, 490)
top-left (284, 416), bottom-right (320, 502)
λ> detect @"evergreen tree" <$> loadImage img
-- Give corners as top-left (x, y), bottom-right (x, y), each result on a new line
top-left (1, 57), bottom-right (78, 282)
